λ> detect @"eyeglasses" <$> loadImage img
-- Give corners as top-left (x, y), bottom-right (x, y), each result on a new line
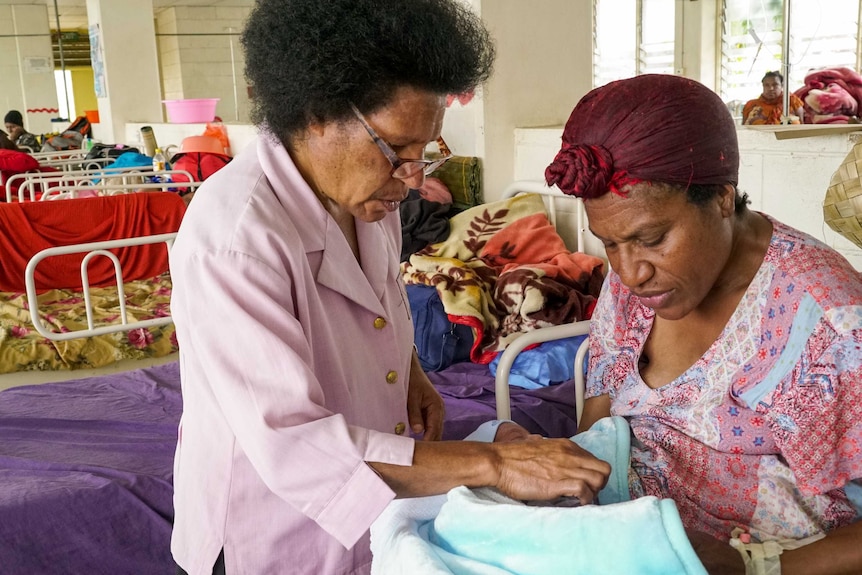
top-left (349, 102), bottom-right (452, 180)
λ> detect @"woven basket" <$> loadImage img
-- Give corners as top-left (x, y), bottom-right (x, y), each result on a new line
top-left (824, 142), bottom-right (862, 249)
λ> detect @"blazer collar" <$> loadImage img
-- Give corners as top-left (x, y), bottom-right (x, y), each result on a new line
top-left (256, 135), bottom-right (393, 315)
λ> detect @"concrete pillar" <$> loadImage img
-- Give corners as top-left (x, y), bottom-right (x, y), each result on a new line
top-left (86, 0), bottom-right (162, 143)
top-left (1, 4), bottom-right (59, 136)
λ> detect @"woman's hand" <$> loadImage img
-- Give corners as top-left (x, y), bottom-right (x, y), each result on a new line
top-left (491, 422), bottom-right (607, 503)
top-left (407, 354), bottom-right (445, 441)
top-left (492, 438), bottom-right (610, 504)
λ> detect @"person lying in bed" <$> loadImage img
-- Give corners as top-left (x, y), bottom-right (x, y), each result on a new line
top-left (168, 1), bottom-right (610, 574)
top-left (496, 74), bottom-right (862, 574)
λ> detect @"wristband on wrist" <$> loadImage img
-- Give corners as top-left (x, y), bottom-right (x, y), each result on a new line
top-left (729, 528), bottom-right (783, 575)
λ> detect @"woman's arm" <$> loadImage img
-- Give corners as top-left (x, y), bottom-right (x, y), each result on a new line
top-left (577, 394), bottom-right (611, 434)
top-left (369, 433), bottom-right (611, 504)
top-left (741, 101), bottom-right (753, 124)
top-left (780, 521), bottom-right (862, 575)
top-left (689, 521), bottom-right (862, 575)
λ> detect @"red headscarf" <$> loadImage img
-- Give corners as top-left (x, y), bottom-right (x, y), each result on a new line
top-left (545, 74), bottom-right (739, 199)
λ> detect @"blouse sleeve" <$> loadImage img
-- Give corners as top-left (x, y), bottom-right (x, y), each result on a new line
top-left (769, 313), bottom-right (862, 496)
top-left (790, 93), bottom-right (805, 113)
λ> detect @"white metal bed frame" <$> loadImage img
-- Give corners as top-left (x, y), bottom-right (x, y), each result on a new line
top-left (27, 149), bottom-right (89, 162)
top-left (25, 233), bottom-right (177, 341)
top-left (12, 177), bottom-right (186, 342)
top-left (493, 181), bottom-right (593, 426)
top-left (37, 155), bottom-right (116, 173)
top-left (6, 167), bottom-right (199, 202)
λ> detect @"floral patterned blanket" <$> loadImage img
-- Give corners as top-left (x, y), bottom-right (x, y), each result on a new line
top-left (0, 273), bottom-right (177, 373)
top-left (402, 193), bottom-right (604, 363)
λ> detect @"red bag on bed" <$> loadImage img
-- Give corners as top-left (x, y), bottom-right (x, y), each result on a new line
top-left (0, 192), bottom-right (185, 292)
top-left (170, 152), bottom-right (231, 183)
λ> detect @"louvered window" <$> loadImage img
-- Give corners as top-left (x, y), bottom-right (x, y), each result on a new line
top-left (720, 0), bottom-right (860, 118)
top-left (593, 0), bottom-right (676, 89)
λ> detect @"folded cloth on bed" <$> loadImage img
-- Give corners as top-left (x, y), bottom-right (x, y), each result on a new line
top-left (488, 334), bottom-right (588, 390)
top-left (402, 193), bottom-right (603, 363)
top-left (371, 416), bottom-right (705, 574)
top-left (0, 192), bottom-right (185, 292)
top-left (424, 489), bottom-right (705, 575)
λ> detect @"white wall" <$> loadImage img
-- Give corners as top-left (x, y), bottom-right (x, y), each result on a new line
top-left (86, 0), bottom-right (163, 143)
top-left (513, 125), bottom-right (862, 270)
top-left (155, 5), bottom-right (252, 124)
top-left (0, 4), bottom-right (60, 136)
top-left (736, 128), bottom-right (862, 269)
top-left (477, 0), bottom-right (593, 203)
top-left (473, 0), bottom-right (718, 203)
top-left (125, 121), bottom-right (258, 160)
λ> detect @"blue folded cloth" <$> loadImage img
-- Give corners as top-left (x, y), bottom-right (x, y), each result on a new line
top-left (488, 335), bottom-right (588, 389)
top-left (427, 488), bottom-right (706, 575)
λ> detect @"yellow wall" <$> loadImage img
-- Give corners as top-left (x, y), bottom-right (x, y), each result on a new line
top-left (70, 66), bottom-right (97, 119)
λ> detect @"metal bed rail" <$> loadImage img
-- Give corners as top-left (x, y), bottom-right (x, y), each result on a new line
top-left (494, 321), bottom-right (590, 426)
top-left (24, 233), bottom-right (178, 341)
top-left (36, 155), bottom-right (115, 173)
top-left (28, 149), bottom-right (89, 162)
top-left (38, 178), bottom-right (202, 201)
top-left (7, 168), bottom-right (198, 202)
top-left (494, 181), bottom-right (593, 426)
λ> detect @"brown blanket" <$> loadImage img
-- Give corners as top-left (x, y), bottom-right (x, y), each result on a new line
top-left (402, 193), bottom-right (603, 363)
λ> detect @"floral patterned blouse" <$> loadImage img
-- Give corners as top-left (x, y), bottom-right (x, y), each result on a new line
top-left (586, 215), bottom-right (862, 542)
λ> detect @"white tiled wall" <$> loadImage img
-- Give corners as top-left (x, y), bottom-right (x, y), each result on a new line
top-left (155, 5), bottom-right (252, 124)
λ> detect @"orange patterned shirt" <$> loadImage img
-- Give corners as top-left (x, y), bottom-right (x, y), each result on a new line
top-left (743, 93), bottom-right (804, 125)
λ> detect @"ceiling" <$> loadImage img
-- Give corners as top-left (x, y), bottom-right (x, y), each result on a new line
top-left (1, 0), bottom-right (252, 31)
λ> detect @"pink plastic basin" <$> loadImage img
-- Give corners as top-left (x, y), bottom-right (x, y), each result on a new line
top-left (163, 98), bottom-right (220, 123)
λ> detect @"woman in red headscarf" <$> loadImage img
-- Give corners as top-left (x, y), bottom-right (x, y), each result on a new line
top-left (502, 74), bottom-right (862, 574)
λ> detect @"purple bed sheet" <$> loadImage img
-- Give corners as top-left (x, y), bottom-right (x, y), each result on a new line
top-left (0, 359), bottom-right (577, 574)
top-left (428, 361), bottom-right (580, 441)
top-left (0, 361), bottom-right (182, 575)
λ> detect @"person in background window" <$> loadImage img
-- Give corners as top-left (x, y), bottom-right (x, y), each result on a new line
top-left (169, 0), bottom-right (610, 573)
top-left (3, 110), bottom-right (38, 151)
top-left (742, 71), bottom-right (805, 125)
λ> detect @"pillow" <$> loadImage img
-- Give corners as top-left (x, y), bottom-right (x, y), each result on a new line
top-left (0, 148), bottom-right (39, 174)
top-left (429, 156), bottom-right (481, 210)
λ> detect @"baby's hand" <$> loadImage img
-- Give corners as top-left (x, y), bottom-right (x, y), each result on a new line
top-left (494, 422), bottom-right (542, 443)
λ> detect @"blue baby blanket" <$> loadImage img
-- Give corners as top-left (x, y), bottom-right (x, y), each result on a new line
top-left (370, 417), bottom-right (707, 575)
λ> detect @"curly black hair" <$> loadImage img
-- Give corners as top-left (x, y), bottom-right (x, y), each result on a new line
top-left (762, 71), bottom-right (784, 85)
top-left (241, 0), bottom-right (495, 141)
top-left (686, 183), bottom-right (750, 214)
